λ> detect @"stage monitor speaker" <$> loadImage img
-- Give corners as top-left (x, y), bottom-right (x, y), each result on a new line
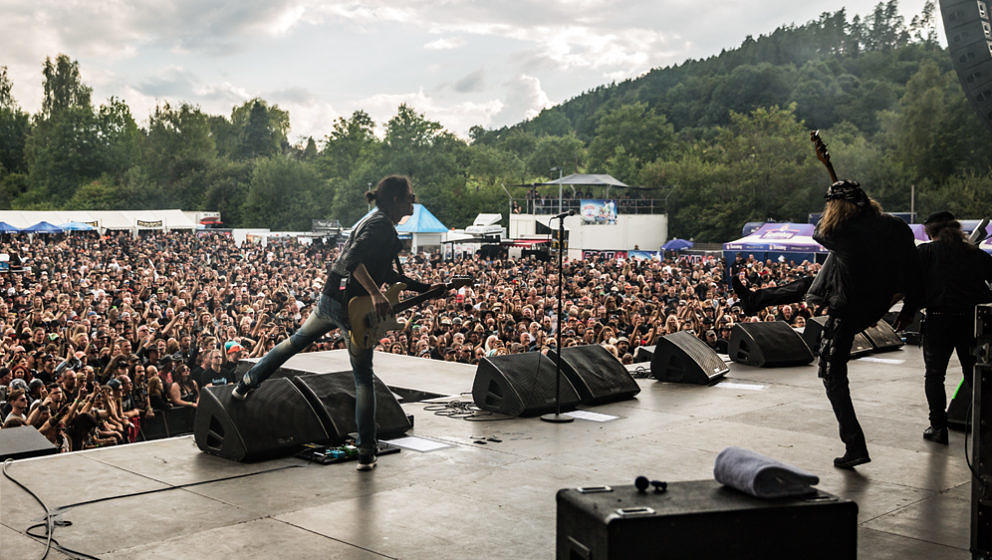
top-left (194, 378), bottom-right (330, 462)
top-left (292, 371), bottom-right (411, 443)
top-left (652, 331), bottom-right (729, 385)
top-left (549, 345), bottom-right (640, 404)
top-left (473, 352), bottom-right (581, 417)
top-left (633, 345), bottom-right (656, 363)
top-left (0, 426), bottom-right (58, 461)
top-left (941, 0), bottom-right (992, 132)
top-left (862, 319), bottom-right (904, 352)
top-left (802, 317), bottom-right (873, 358)
top-left (728, 322), bottom-right (814, 367)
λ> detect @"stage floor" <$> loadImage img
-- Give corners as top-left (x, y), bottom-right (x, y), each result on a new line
top-left (1, 346), bottom-right (974, 559)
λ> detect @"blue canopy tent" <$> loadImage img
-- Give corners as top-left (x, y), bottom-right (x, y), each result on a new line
top-left (353, 204), bottom-right (448, 252)
top-left (0, 222), bottom-right (19, 233)
top-left (58, 221), bottom-right (97, 232)
top-left (662, 238), bottom-right (693, 251)
top-left (22, 221), bottom-right (63, 234)
top-left (723, 223), bottom-right (827, 271)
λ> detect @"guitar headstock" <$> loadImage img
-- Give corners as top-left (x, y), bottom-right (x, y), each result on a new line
top-left (810, 130), bottom-right (829, 166)
top-left (810, 130), bottom-right (838, 183)
top-left (445, 276), bottom-right (474, 290)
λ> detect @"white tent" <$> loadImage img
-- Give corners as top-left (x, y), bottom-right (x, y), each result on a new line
top-left (0, 209), bottom-right (199, 232)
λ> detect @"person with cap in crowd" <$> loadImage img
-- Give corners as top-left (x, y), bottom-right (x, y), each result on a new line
top-left (731, 179), bottom-right (921, 469)
top-left (221, 341), bottom-right (244, 383)
top-left (898, 211), bottom-right (992, 444)
top-left (233, 174), bottom-right (441, 471)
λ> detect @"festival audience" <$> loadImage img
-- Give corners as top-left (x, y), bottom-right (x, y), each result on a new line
top-left (1, 230), bottom-right (821, 452)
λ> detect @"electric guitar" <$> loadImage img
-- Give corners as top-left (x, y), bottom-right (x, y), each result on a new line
top-left (347, 276), bottom-right (473, 354)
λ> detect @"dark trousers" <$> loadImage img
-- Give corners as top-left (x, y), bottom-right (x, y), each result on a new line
top-left (818, 316), bottom-right (867, 453)
top-left (750, 278), bottom-right (867, 453)
top-left (922, 312), bottom-right (976, 430)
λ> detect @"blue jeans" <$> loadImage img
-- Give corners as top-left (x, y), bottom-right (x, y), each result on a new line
top-left (241, 293), bottom-right (377, 453)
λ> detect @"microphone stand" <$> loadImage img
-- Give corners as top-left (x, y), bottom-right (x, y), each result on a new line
top-left (541, 213), bottom-right (574, 423)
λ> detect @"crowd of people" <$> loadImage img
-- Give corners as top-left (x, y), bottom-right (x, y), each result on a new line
top-left (0, 229), bottom-right (823, 452)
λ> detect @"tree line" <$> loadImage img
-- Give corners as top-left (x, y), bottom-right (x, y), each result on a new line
top-left (1, 0), bottom-right (990, 241)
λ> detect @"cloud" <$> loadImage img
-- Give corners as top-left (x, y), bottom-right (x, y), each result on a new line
top-left (494, 74), bottom-right (550, 126)
top-left (452, 68), bottom-right (485, 93)
top-left (356, 88), bottom-right (503, 139)
top-left (424, 36), bottom-right (466, 50)
top-left (135, 66), bottom-right (199, 97)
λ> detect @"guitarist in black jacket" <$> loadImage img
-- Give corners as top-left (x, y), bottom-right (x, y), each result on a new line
top-left (233, 175), bottom-right (437, 471)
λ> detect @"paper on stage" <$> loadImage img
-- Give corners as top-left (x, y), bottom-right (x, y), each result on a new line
top-left (382, 436), bottom-right (451, 452)
top-left (564, 410), bottom-right (619, 422)
top-left (717, 382), bottom-right (766, 391)
top-left (857, 357), bottom-right (905, 364)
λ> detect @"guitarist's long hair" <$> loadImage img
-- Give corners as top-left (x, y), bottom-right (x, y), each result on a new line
top-left (820, 197), bottom-right (883, 236)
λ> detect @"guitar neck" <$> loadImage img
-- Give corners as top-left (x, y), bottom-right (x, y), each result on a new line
top-left (825, 163), bottom-right (838, 183)
top-left (392, 287), bottom-right (445, 314)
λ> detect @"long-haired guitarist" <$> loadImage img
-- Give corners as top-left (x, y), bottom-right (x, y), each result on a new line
top-left (732, 137), bottom-right (921, 469)
top-left (233, 175), bottom-right (439, 471)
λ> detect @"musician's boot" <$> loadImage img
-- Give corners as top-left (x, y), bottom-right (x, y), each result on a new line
top-left (231, 373), bottom-right (256, 401)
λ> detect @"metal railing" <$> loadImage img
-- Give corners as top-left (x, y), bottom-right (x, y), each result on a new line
top-left (513, 199), bottom-right (664, 215)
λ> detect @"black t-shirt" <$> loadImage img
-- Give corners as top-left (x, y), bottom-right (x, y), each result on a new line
top-left (198, 366), bottom-right (231, 387)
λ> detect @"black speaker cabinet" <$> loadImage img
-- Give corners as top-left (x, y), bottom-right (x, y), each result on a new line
top-left (292, 371), bottom-right (411, 443)
top-left (194, 378), bottom-right (330, 462)
top-left (473, 352), bottom-right (581, 416)
top-left (861, 319), bottom-right (904, 352)
top-left (549, 345), bottom-right (640, 405)
top-left (557, 480), bottom-right (857, 560)
top-left (652, 331), bottom-right (729, 385)
top-left (728, 322), bottom-right (814, 367)
top-left (633, 345), bottom-right (656, 363)
top-left (802, 316), bottom-right (873, 357)
top-left (0, 426), bottom-right (58, 461)
top-left (941, 0), bottom-right (992, 131)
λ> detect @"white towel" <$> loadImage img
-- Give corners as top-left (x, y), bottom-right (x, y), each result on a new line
top-left (714, 446), bottom-right (819, 498)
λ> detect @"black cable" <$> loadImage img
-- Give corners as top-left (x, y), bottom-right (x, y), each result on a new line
top-left (3, 458), bottom-right (303, 560)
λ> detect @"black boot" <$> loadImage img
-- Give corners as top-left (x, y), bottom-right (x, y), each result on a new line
top-left (833, 447), bottom-right (871, 469)
top-left (923, 426), bottom-right (948, 445)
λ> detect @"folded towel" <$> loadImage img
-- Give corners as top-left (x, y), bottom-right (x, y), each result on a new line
top-left (714, 446), bottom-right (819, 499)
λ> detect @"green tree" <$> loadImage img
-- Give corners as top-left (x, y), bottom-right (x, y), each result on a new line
top-left (243, 156), bottom-right (321, 230)
top-left (143, 102), bottom-right (216, 208)
top-left (231, 98), bottom-right (290, 160)
top-left (588, 102), bottom-right (675, 174)
top-left (0, 67), bottom-right (30, 177)
top-left (25, 54), bottom-right (101, 202)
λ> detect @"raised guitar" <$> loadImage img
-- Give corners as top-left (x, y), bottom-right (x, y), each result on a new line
top-left (348, 276), bottom-right (473, 354)
top-left (810, 130), bottom-right (838, 183)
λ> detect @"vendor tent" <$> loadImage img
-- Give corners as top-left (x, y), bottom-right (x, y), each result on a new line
top-left (662, 238), bottom-right (693, 251)
top-left (22, 221), bottom-right (63, 233)
top-left (723, 222), bottom-right (827, 265)
top-left (0, 209), bottom-right (198, 232)
top-left (0, 222), bottom-right (18, 233)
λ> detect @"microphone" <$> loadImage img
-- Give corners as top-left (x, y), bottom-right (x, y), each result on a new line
top-left (551, 210), bottom-right (575, 220)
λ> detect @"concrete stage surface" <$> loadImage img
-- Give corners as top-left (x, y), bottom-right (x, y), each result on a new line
top-left (1, 346), bottom-right (974, 559)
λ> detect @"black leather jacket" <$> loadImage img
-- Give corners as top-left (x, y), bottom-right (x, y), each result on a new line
top-left (809, 212), bottom-right (921, 331)
top-left (324, 209), bottom-right (429, 300)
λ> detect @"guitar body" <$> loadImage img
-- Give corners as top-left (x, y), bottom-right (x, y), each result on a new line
top-left (348, 282), bottom-right (406, 353)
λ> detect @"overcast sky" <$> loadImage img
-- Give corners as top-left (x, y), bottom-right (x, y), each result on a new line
top-left (1, 1), bottom-right (938, 143)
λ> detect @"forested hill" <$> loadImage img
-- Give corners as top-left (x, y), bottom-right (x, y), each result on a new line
top-left (1, 0), bottom-right (991, 242)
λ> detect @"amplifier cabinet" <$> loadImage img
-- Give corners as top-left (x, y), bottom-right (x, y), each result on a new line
top-left (556, 480), bottom-right (856, 560)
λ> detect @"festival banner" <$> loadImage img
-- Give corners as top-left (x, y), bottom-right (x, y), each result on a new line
top-left (580, 199), bottom-right (618, 224)
top-left (582, 249), bottom-right (628, 260)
